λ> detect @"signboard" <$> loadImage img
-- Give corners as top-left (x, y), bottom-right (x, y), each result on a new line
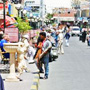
top-left (53, 17), bottom-right (75, 21)
top-left (0, 3), bottom-right (8, 9)
top-left (25, 0), bottom-right (40, 6)
top-left (0, 2), bottom-right (8, 19)
top-left (5, 28), bottom-right (19, 42)
top-left (24, 6), bottom-right (32, 11)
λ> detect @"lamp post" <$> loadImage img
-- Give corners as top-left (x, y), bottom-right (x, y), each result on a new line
top-left (23, 10), bottom-right (27, 15)
top-left (23, 10), bottom-right (27, 20)
top-left (15, 4), bottom-right (23, 17)
top-left (2, 0), bottom-right (7, 29)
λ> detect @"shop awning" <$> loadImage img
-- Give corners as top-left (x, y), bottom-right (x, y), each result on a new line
top-left (53, 17), bottom-right (75, 21)
top-left (0, 16), bottom-right (17, 28)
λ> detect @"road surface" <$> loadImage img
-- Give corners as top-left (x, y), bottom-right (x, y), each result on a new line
top-left (39, 37), bottom-right (90, 90)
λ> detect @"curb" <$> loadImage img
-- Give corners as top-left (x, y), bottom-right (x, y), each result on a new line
top-left (31, 73), bottom-right (40, 90)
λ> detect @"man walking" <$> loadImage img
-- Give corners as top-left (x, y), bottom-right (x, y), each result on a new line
top-left (39, 32), bottom-right (52, 79)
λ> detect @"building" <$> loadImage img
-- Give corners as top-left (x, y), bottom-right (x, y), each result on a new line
top-left (71, 0), bottom-right (89, 22)
top-left (53, 8), bottom-right (76, 25)
top-left (80, 0), bottom-right (90, 17)
top-left (24, 0), bottom-right (46, 18)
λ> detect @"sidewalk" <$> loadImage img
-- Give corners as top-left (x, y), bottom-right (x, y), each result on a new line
top-left (1, 63), bottom-right (39, 90)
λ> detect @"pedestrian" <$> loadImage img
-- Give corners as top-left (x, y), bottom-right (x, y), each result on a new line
top-left (26, 39), bottom-right (35, 64)
top-left (0, 34), bottom-right (10, 64)
top-left (19, 35), bottom-right (30, 73)
top-left (64, 30), bottom-right (70, 47)
top-left (39, 32), bottom-right (52, 79)
top-left (58, 30), bottom-right (64, 54)
top-left (86, 32), bottom-right (90, 46)
top-left (34, 33), bottom-right (43, 73)
top-left (55, 30), bottom-right (59, 47)
top-left (0, 29), bottom-right (3, 63)
top-left (82, 28), bottom-right (87, 43)
top-left (51, 27), bottom-right (56, 39)
top-left (0, 75), bottom-right (4, 90)
top-left (47, 33), bottom-right (55, 44)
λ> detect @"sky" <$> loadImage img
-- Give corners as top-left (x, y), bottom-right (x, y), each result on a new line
top-left (45, 0), bottom-right (72, 13)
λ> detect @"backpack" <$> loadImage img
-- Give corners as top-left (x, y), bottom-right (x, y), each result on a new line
top-left (40, 39), bottom-right (53, 63)
top-left (46, 39), bottom-right (53, 62)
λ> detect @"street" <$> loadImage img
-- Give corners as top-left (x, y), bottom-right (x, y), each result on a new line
top-left (39, 37), bottom-right (90, 90)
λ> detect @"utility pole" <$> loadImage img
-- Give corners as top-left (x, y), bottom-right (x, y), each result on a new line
top-left (3, 1), bottom-right (6, 29)
top-left (2, 0), bottom-right (7, 30)
top-left (40, 0), bottom-right (44, 26)
top-left (89, 0), bottom-right (90, 17)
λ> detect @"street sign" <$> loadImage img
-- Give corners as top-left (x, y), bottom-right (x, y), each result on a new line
top-left (24, 6), bottom-right (32, 11)
top-left (5, 28), bottom-right (19, 42)
top-left (0, 2), bottom-right (8, 19)
top-left (25, 0), bottom-right (40, 6)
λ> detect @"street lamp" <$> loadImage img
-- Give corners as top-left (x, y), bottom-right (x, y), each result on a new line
top-left (23, 10), bottom-right (27, 15)
top-left (23, 10), bottom-right (27, 18)
top-left (2, 0), bottom-right (7, 29)
top-left (15, 4), bottom-right (23, 17)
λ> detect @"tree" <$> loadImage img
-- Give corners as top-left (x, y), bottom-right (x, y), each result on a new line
top-left (15, 17), bottom-right (32, 33)
top-left (46, 13), bottom-right (55, 24)
top-left (46, 13), bottom-right (54, 20)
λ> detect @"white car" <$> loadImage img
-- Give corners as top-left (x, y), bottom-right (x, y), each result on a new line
top-left (71, 26), bottom-right (80, 36)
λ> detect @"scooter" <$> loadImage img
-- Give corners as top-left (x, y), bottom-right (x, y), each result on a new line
top-left (51, 43), bottom-right (58, 61)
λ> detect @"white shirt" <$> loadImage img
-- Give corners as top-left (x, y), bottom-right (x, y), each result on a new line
top-left (58, 33), bottom-right (63, 43)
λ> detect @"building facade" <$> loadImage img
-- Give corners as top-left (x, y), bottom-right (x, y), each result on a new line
top-left (71, 0), bottom-right (90, 22)
top-left (24, 0), bottom-right (46, 18)
top-left (53, 8), bottom-right (75, 24)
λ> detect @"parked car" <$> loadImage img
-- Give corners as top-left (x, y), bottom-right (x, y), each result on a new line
top-left (71, 26), bottom-right (80, 36)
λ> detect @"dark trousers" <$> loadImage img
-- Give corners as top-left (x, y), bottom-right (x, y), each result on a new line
top-left (0, 75), bottom-right (4, 90)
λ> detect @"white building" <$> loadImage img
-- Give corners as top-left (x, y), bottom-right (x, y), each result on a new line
top-left (24, 0), bottom-right (46, 18)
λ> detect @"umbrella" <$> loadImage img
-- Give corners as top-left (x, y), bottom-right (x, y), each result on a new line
top-left (0, 16), bottom-right (17, 28)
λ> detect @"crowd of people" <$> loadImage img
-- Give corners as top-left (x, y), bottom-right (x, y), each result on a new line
top-left (33, 23), bottom-right (71, 79)
top-left (0, 23), bottom-right (71, 89)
